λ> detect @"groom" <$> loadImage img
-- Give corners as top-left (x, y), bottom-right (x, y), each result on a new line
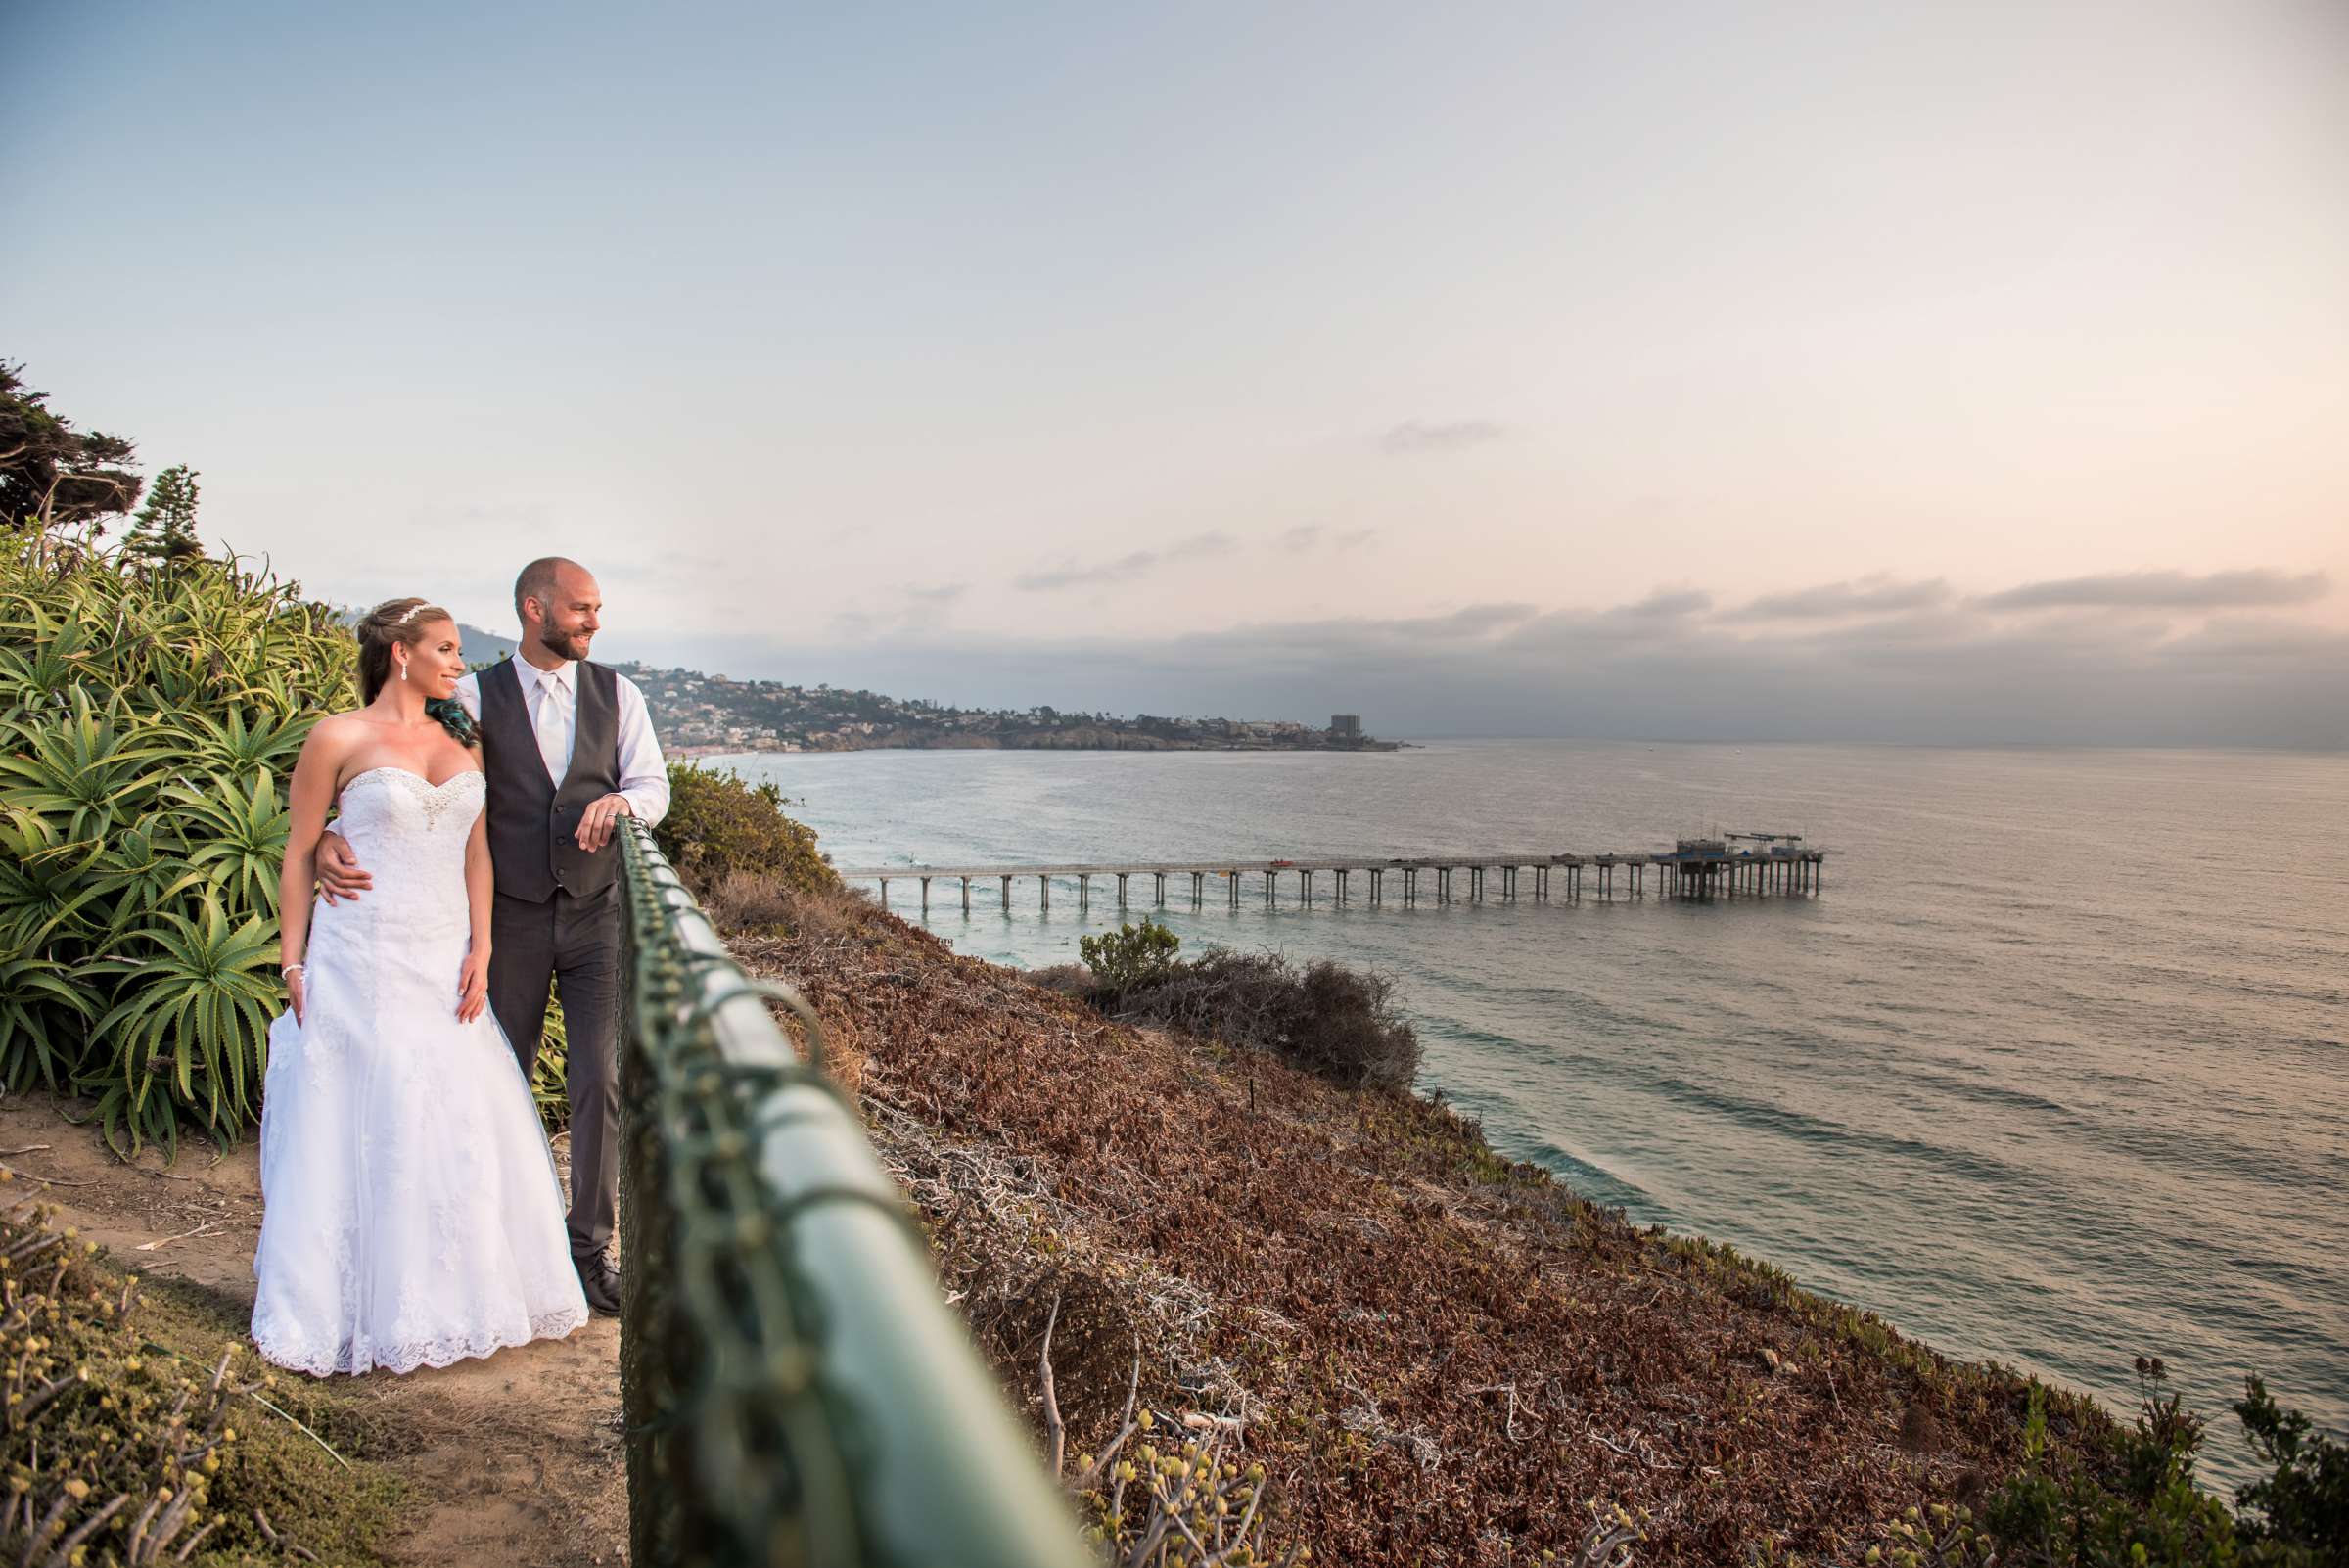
top-left (315, 556), bottom-right (669, 1315)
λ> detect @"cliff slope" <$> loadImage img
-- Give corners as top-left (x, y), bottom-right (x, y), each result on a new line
top-left (730, 889), bottom-right (2110, 1565)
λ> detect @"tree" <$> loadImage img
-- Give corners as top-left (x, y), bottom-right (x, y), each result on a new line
top-left (0, 360), bottom-right (143, 532)
top-left (1078, 920), bottom-right (1181, 999)
top-left (124, 464), bottom-right (202, 565)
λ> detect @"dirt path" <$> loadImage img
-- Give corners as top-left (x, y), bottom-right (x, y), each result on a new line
top-left (0, 1090), bottom-right (628, 1568)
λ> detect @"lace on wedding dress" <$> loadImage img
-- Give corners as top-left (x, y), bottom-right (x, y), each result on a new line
top-left (255, 1309), bottom-right (594, 1380)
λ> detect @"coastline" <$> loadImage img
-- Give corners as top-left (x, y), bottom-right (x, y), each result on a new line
top-left (668, 733), bottom-right (1408, 759)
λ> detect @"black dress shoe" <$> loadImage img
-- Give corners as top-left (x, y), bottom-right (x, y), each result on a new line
top-left (576, 1251), bottom-right (622, 1316)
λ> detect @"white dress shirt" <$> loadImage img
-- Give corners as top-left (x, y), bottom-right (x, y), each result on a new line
top-left (455, 659), bottom-right (670, 827)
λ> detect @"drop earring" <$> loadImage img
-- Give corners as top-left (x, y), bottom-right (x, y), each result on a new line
top-left (399, 662), bottom-right (409, 682)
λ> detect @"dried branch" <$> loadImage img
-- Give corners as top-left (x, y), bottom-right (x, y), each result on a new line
top-left (1038, 1290), bottom-right (1067, 1477)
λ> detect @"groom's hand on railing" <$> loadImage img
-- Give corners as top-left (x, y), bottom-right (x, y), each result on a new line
top-left (315, 829), bottom-right (372, 904)
top-left (575, 793), bottom-right (632, 853)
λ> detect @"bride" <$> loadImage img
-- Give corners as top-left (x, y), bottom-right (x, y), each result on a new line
top-left (251, 597), bottom-right (588, 1375)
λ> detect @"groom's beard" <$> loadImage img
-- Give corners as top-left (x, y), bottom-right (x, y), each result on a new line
top-left (543, 627), bottom-right (592, 661)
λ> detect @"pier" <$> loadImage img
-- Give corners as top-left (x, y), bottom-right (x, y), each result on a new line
top-left (835, 835), bottom-right (1824, 914)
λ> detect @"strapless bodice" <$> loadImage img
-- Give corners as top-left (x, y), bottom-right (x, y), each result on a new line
top-left (325, 767), bottom-right (485, 919)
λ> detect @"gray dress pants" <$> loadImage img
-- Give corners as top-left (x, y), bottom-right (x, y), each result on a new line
top-left (488, 885), bottom-right (622, 1265)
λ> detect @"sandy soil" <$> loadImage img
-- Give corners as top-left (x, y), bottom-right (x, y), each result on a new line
top-left (0, 1090), bottom-right (628, 1568)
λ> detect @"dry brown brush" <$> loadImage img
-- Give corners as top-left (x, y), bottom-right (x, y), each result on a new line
top-left (718, 880), bottom-right (2117, 1565)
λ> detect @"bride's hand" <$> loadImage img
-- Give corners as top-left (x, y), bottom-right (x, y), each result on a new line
top-left (287, 968), bottom-right (307, 1027)
top-left (457, 947), bottom-right (491, 1023)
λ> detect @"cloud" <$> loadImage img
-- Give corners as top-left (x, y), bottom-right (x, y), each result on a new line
top-left (1729, 576), bottom-right (1953, 621)
top-left (1016, 552), bottom-right (1156, 592)
top-left (825, 607), bottom-right (888, 641)
top-left (1169, 532), bottom-right (1239, 561)
top-left (1278, 525), bottom-right (1379, 553)
top-left (1015, 530), bottom-right (1237, 591)
top-left (1377, 419), bottom-right (1506, 455)
top-left (1978, 569), bottom-right (2330, 613)
top-left (1613, 588), bottom-right (1713, 619)
top-left (646, 565), bottom-right (2349, 750)
top-left (2150, 615), bottom-right (2349, 666)
top-left (1420, 602), bottom-right (1542, 640)
top-left (816, 582), bottom-right (967, 643)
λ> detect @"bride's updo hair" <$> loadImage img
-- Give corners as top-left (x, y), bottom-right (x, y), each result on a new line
top-left (355, 597), bottom-right (454, 705)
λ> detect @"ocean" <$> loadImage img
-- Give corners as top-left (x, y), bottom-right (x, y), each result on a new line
top-left (714, 739), bottom-right (2347, 1485)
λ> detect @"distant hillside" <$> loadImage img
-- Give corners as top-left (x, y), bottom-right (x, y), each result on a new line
top-left (458, 623), bottom-right (517, 662)
top-left (608, 663), bottom-right (1398, 756)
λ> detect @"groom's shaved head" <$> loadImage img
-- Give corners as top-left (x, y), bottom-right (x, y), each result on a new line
top-left (516, 557), bottom-right (603, 663)
top-left (515, 557), bottom-right (585, 622)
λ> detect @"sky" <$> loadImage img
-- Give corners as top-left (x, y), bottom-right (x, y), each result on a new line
top-left (6, 1), bottom-right (2346, 743)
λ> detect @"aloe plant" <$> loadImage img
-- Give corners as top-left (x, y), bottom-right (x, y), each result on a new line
top-left (0, 530), bottom-right (351, 1152)
top-left (0, 687), bottom-right (176, 844)
top-left (166, 702), bottom-right (309, 776)
top-left (165, 768), bottom-right (290, 914)
top-left (0, 953), bottom-right (92, 1091)
top-left (86, 895), bottom-right (280, 1156)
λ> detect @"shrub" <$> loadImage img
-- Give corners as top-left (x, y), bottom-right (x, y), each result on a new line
top-left (703, 870), bottom-right (880, 952)
top-left (2234, 1376), bottom-right (2348, 1557)
top-left (652, 762), bottom-right (835, 899)
top-left (1024, 962), bottom-right (1098, 998)
top-left (1117, 948), bottom-right (1422, 1091)
top-left (1076, 920), bottom-right (1180, 998)
top-left (0, 532), bottom-right (349, 1154)
top-left (0, 1195), bottom-right (403, 1562)
top-left (1887, 1360), bottom-right (2349, 1567)
top-left (704, 868), bottom-right (798, 934)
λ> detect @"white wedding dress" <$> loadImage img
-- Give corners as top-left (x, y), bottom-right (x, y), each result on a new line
top-left (251, 767), bottom-right (589, 1376)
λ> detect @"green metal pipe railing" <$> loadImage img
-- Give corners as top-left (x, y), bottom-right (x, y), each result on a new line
top-left (618, 820), bottom-right (1095, 1568)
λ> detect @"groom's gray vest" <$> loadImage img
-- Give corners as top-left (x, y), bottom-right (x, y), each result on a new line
top-left (478, 658), bottom-right (622, 902)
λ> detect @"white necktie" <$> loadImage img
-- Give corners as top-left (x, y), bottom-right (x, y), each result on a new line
top-left (533, 669), bottom-right (571, 782)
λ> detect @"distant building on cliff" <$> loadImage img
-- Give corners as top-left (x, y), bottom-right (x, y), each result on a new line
top-left (1330, 714), bottom-right (1362, 740)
